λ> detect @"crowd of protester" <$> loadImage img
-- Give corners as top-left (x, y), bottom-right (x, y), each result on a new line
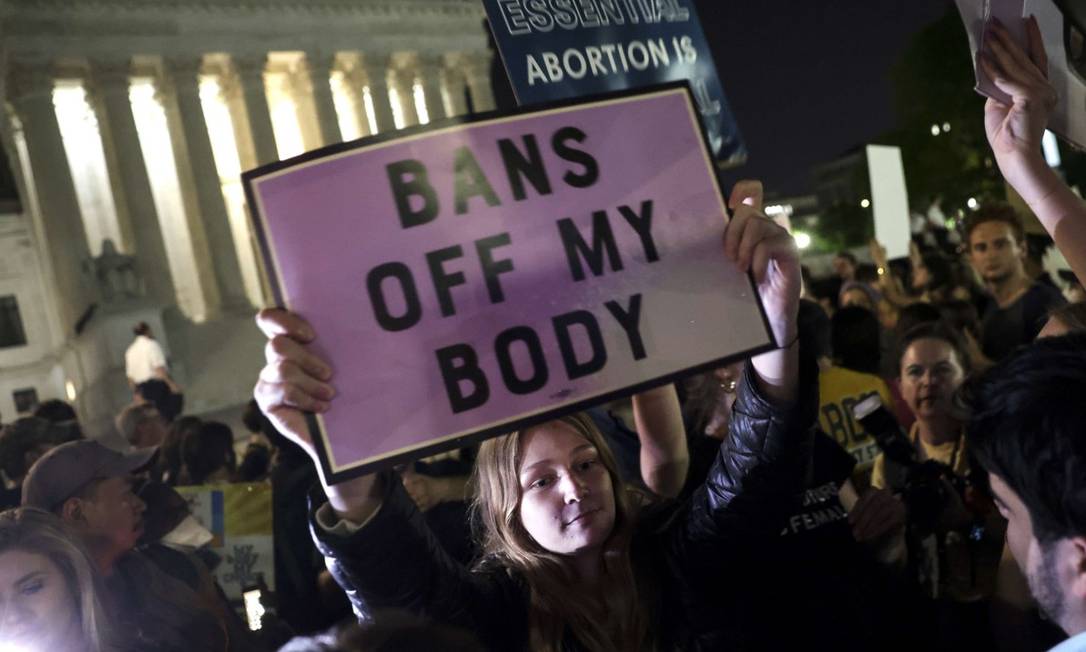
top-left (0, 17), bottom-right (1083, 652)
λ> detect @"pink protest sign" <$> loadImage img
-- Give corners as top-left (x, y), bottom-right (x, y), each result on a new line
top-left (244, 84), bottom-right (774, 482)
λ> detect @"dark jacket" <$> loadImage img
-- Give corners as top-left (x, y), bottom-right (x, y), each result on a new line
top-left (308, 358), bottom-right (817, 651)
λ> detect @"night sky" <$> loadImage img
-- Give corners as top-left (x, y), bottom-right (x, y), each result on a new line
top-left (697, 0), bottom-right (956, 196)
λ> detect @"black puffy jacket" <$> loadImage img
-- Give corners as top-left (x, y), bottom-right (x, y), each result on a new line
top-left (309, 357), bottom-right (817, 651)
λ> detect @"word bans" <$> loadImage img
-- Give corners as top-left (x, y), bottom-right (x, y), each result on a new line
top-left (435, 294), bottom-right (646, 413)
top-left (386, 126), bottom-right (599, 230)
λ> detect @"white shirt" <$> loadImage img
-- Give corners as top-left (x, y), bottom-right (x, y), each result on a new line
top-left (125, 335), bottom-right (167, 384)
top-left (1050, 631), bottom-right (1086, 652)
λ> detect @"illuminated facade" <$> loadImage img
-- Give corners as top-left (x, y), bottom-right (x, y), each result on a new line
top-left (0, 0), bottom-right (492, 435)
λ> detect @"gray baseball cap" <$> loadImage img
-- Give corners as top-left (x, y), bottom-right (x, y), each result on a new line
top-left (22, 440), bottom-right (155, 511)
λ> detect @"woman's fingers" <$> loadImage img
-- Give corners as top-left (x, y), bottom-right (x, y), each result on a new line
top-left (988, 20), bottom-right (1043, 83)
top-left (256, 307), bottom-right (315, 342)
top-left (728, 179), bottom-right (764, 212)
top-left (265, 333), bottom-right (333, 381)
top-left (259, 359), bottom-right (336, 401)
top-left (723, 204), bottom-right (754, 263)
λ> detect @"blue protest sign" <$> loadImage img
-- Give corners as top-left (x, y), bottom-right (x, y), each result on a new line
top-left (483, 0), bottom-right (746, 166)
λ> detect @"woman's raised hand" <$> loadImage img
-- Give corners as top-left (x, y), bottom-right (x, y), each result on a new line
top-left (253, 308), bottom-right (335, 465)
top-left (979, 16), bottom-right (1056, 189)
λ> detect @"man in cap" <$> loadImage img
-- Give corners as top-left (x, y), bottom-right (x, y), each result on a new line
top-left (22, 440), bottom-right (265, 651)
top-left (23, 440), bottom-right (152, 572)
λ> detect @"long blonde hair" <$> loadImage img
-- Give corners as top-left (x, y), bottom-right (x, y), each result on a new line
top-left (472, 413), bottom-right (653, 651)
top-left (0, 507), bottom-right (113, 652)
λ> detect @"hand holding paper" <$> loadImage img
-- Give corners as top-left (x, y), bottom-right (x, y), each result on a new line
top-left (979, 16), bottom-right (1056, 191)
top-left (254, 308), bottom-right (382, 520)
top-left (979, 16), bottom-right (1086, 286)
top-left (725, 180), bottom-right (801, 406)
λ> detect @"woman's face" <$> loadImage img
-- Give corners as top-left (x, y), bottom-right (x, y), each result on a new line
top-left (0, 549), bottom-right (79, 650)
top-left (899, 338), bottom-right (965, 421)
top-left (517, 422), bottom-right (616, 559)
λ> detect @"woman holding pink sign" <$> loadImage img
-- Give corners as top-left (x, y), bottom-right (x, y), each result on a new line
top-left (254, 179), bottom-right (814, 650)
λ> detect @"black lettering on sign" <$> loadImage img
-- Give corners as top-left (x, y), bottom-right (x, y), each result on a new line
top-left (617, 200), bottom-right (659, 263)
top-left (552, 310), bottom-right (607, 379)
top-left (495, 326), bottom-right (549, 394)
top-left (821, 403), bottom-right (849, 448)
top-left (435, 344), bottom-right (490, 413)
top-left (552, 126), bottom-right (599, 189)
top-left (426, 245), bottom-right (466, 318)
top-left (387, 159), bottom-right (439, 229)
top-left (498, 134), bottom-right (552, 201)
top-left (453, 146), bottom-right (501, 214)
top-left (604, 293), bottom-right (646, 360)
top-left (557, 211), bottom-right (623, 282)
top-left (366, 262), bottom-right (422, 332)
top-left (475, 233), bottom-right (515, 305)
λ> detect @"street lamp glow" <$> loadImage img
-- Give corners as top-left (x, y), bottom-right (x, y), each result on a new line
top-left (860, 198), bottom-right (871, 209)
top-left (967, 197), bottom-right (978, 210)
top-left (793, 231), bottom-right (812, 250)
top-left (942, 122), bottom-right (951, 133)
top-left (930, 124), bottom-right (940, 136)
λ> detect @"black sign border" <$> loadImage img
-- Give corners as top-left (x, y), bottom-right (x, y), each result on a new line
top-left (243, 81), bottom-right (776, 484)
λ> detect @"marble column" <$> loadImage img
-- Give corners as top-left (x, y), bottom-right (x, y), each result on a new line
top-left (391, 65), bottom-right (419, 127)
top-left (417, 54), bottom-right (447, 123)
top-left (163, 56), bottom-right (249, 311)
top-left (463, 51), bottom-right (496, 112)
top-left (443, 64), bottom-right (470, 117)
top-left (7, 61), bottom-right (98, 332)
top-left (89, 59), bottom-right (177, 306)
top-left (339, 61), bottom-right (372, 138)
top-left (360, 53), bottom-right (396, 133)
top-left (232, 53), bottom-right (279, 165)
top-left (304, 51), bottom-right (341, 146)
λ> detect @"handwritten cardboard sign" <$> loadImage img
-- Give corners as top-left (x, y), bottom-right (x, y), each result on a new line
top-left (176, 484), bottom-right (274, 602)
top-left (244, 85), bottom-right (773, 482)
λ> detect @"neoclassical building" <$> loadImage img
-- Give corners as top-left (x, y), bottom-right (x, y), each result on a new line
top-left (0, 0), bottom-right (493, 437)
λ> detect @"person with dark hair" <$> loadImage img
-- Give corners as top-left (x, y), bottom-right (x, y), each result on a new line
top-left (21, 439), bottom-right (265, 651)
top-left (872, 322), bottom-right (975, 491)
top-left (894, 302), bottom-right (943, 342)
top-left (1038, 301), bottom-right (1086, 338)
top-left (115, 402), bottom-right (168, 450)
top-left (834, 250), bottom-right (858, 282)
top-left (151, 415), bottom-right (201, 486)
top-left (963, 332), bottom-right (1086, 651)
top-left (0, 417), bottom-right (80, 510)
top-left (872, 322), bottom-right (1005, 647)
top-left (964, 203), bottom-right (1065, 361)
top-left (135, 378), bottom-right (184, 424)
top-left (819, 306), bottom-right (895, 475)
top-left (938, 300), bottom-right (992, 372)
top-left (180, 421), bottom-right (237, 486)
top-left (33, 399), bottom-right (78, 424)
top-left (125, 322), bottom-right (184, 422)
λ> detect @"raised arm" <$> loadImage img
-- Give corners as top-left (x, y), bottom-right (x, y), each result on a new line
top-left (676, 180), bottom-right (814, 544)
top-left (252, 309), bottom-right (522, 643)
top-left (727, 180), bottom-right (799, 406)
top-left (981, 16), bottom-right (1086, 282)
top-left (630, 384), bottom-right (687, 498)
top-left (253, 308), bottom-right (381, 523)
